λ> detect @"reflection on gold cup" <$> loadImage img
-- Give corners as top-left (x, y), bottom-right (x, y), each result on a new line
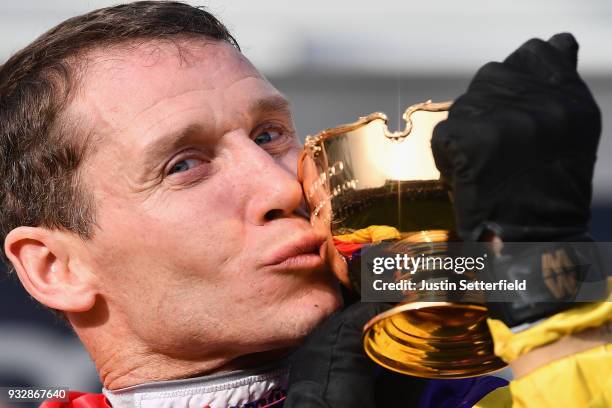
top-left (298, 101), bottom-right (506, 378)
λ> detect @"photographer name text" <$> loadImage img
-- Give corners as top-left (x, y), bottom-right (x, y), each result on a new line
top-left (372, 279), bottom-right (527, 291)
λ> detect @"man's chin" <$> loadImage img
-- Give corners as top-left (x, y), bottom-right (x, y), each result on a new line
top-left (230, 278), bottom-right (343, 354)
top-left (292, 284), bottom-right (343, 340)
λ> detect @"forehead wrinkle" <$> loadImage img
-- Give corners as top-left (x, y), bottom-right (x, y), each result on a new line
top-left (131, 88), bottom-right (217, 135)
top-left (80, 41), bottom-right (236, 115)
top-left (80, 49), bottom-right (257, 148)
top-left (76, 38), bottom-right (249, 104)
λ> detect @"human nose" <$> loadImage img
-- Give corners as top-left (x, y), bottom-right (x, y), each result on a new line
top-left (239, 141), bottom-right (305, 226)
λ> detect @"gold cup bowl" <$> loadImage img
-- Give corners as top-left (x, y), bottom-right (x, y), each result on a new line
top-left (298, 100), bottom-right (506, 378)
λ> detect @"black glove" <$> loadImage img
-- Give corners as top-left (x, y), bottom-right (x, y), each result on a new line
top-left (431, 33), bottom-right (607, 326)
top-left (431, 33), bottom-right (601, 242)
top-left (284, 302), bottom-right (385, 408)
top-left (285, 302), bottom-right (425, 408)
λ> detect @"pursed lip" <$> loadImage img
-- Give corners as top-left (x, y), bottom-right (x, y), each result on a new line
top-left (263, 233), bottom-right (327, 268)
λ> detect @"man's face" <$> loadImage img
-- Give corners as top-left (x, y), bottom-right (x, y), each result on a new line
top-left (72, 39), bottom-right (341, 359)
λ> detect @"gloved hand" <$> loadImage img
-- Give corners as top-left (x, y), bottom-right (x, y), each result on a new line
top-left (431, 33), bottom-right (601, 242)
top-left (284, 302), bottom-right (389, 408)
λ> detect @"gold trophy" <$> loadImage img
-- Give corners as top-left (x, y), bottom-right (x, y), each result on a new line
top-left (298, 100), bottom-right (506, 378)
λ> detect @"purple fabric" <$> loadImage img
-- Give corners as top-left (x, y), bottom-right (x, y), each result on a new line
top-left (418, 376), bottom-right (508, 408)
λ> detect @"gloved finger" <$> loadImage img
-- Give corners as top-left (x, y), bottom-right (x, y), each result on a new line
top-left (432, 112), bottom-right (505, 184)
top-left (503, 36), bottom-right (578, 82)
top-left (467, 62), bottom-right (530, 96)
top-left (431, 120), bottom-right (456, 183)
top-left (547, 32), bottom-right (578, 69)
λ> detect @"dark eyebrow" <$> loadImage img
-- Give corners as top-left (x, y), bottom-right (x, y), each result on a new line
top-left (141, 123), bottom-right (205, 171)
top-left (250, 95), bottom-right (291, 118)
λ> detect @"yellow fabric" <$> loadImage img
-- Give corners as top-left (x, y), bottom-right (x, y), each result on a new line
top-left (508, 344), bottom-right (612, 408)
top-left (479, 279), bottom-right (611, 407)
top-left (334, 225), bottom-right (400, 244)
top-left (473, 385), bottom-right (512, 408)
top-left (487, 301), bottom-right (612, 363)
top-left (473, 344), bottom-right (612, 408)
top-left (488, 276), bottom-right (612, 363)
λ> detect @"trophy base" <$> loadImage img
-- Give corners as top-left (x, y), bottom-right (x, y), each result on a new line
top-left (363, 302), bottom-right (507, 379)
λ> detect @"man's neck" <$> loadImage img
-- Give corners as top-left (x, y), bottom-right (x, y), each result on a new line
top-left (99, 345), bottom-right (291, 390)
top-left (68, 308), bottom-right (291, 390)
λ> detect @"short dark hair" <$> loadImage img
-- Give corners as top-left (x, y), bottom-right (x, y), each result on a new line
top-left (0, 1), bottom-right (240, 269)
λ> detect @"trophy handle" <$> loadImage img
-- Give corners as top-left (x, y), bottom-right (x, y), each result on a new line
top-left (303, 100), bottom-right (453, 157)
top-left (385, 100), bottom-right (453, 140)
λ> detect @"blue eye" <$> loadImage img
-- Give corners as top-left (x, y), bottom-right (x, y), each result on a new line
top-left (169, 158), bottom-right (202, 175)
top-left (254, 129), bottom-right (281, 146)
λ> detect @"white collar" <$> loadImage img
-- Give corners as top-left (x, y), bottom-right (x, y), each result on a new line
top-left (102, 363), bottom-right (288, 408)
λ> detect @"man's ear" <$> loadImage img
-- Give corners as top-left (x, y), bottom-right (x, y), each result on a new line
top-left (4, 226), bottom-right (97, 312)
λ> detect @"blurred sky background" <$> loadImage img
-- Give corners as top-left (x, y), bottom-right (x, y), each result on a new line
top-left (1, 0), bottom-right (611, 400)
